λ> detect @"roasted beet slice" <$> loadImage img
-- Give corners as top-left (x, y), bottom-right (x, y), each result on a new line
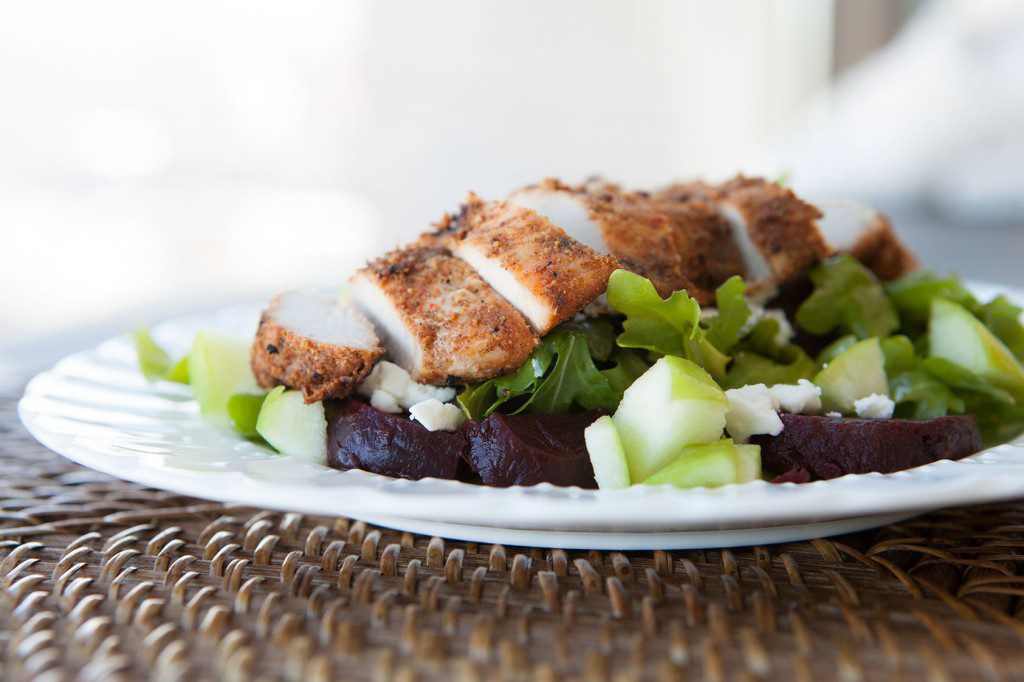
top-left (460, 411), bottom-right (603, 488)
top-left (751, 413), bottom-right (983, 481)
top-left (327, 400), bottom-right (466, 480)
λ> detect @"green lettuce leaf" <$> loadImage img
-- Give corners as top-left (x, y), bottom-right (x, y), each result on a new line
top-left (557, 316), bottom-right (617, 362)
top-left (606, 269), bottom-right (728, 378)
top-left (457, 328), bottom-right (648, 420)
top-left (796, 255), bottom-right (899, 339)
top-left (704, 276), bottom-right (753, 353)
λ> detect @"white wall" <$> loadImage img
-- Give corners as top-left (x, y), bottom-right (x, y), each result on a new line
top-left (0, 0), bottom-right (834, 345)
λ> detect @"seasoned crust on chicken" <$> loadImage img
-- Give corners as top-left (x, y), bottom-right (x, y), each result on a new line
top-left (814, 197), bottom-right (918, 281)
top-left (657, 177), bottom-right (831, 299)
top-left (654, 196), bottom-right (747, 303)
top-left (716, 176), bottom-right (832, 285)
top-left (430, 194), bottom-right (618, 334)
top-left (509, 178), bottom-right (701, 300)
top-left (349, 246), bottom-right (537, 385)
top-left (251, 291), bottom-right (384, 403)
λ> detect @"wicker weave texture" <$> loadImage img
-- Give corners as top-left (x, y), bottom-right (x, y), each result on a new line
top-left (3, 392), bottom-right (1024, 681)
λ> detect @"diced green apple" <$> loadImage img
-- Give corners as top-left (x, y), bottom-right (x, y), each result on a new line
top-left (641, 439), bottom-right (740, 488)
top-left (733, 444), bottom-right (762, 483)
top-left (813, 337), bottom-right (888, 413)
top-left (929, 297), bottom-right (1024, 400)
top-left (187, 330), bottom-right (261, 428)
top-left (255, 387), bottom-right (328, 465)
top-left (612, 356), bottom-right (728, 482)
top-left (584, 415), bottom-right (631, 489)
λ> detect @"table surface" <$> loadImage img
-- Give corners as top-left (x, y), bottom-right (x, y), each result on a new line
top-left (3, 382), bottom-right (1024, 681)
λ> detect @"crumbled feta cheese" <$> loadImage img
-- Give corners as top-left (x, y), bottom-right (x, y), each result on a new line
top-left (739, 305), bottom-right (765, 337)
top-left (358, 361), bottom-right (456, 411)
top-left (762, 309), bottom-right (795, 346)
top-left (700, 306), bottom-right (718, 321)
top-left (854, 394), bottom-right (895, 419)
top-left (769, 379), bottom-right (822, 415)
top-left (825, 411), bottom-right (842, 418)
top-left (369, 389), bottom-right (401, 414)
top-left (409, 399), bottom-right (466, 432)
top-left (725, 384), bottom-right (783, 442)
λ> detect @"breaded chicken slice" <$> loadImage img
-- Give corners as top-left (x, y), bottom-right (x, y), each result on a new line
top-left (814, 197), bottom-right (918, 281)
top-left (508, 178), bottom-right (698, 299)
top-left (252, 290), bottom-right (384, 403)
top-left (349, 246), bottom-right (537, 385)
top-left (430, 194), bottom-right (618, 334)
top-left (652, 194), bottom-right (747, 304)
top-left (659, 177), bottom-right (832, 300)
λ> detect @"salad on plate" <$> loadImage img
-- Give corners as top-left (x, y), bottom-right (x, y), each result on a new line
top-left (136, 175), bottom-right (1024, 491)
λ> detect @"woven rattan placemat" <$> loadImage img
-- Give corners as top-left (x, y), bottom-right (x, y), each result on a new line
top-left (3, 387), bottom-right (1024, 681)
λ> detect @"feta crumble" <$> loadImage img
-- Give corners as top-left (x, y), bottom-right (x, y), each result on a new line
top-left (725, 384), bottom-right (783, 442)
top-left (768, 379), bottom-right (822, 415)
top-left (409, 399), bottom-right (466, 432)
top-left (825, 411), bottom-right (842, 418)
top-left (853, 394), bottom-right (895, 420)
top-left (358, 361), bottom-right (456, 412)
top-left (762, 309), bottom-right (795, 346)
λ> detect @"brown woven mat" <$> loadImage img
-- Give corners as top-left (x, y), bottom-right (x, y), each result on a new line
top-left (4, 388), bottom-right (1024, 682)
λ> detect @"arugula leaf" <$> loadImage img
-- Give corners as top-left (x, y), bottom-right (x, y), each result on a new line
top-left (227, 392), bottom-right (267, 437)
top-left (890, 370), bottom-right (965, 419)
top-left (457, 329), bottom-right (647, 420)
top-left (135, 326), bottom-right (190, 384)
top-left (606, 269), bottom-right (729, 379)
top-left (557, 316), bottom-right (617, 362)
top-left (919, 357), bottom-right (1016, 406)
top-left (796, 255), bottom-right (899, 339)
top-left (704, 276), bottom-right (752, 353)
top-left (887, 271), bottom-right (974, 329)
top-left (881, 335), bottom-right (917, 376)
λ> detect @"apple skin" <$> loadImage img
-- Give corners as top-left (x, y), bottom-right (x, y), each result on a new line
top-left (813, 337), bottom-right (888, 414)
top-left (930, 297), bottom-right (1024, 400)
top-left (613, 356), bottom-right (729, 483)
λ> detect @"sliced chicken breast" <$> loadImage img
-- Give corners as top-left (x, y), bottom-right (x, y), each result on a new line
top-left (814, 197), bottom-right (918, 281)
top-left (251, 290), bottom-right (384, 403)
top-left (509, 178), bottom-right (699, 300)
top-left (658, 177), bottom-right (831, 300)
top-left (430, 194), bottom-right (618, 334)
top-left (349, 246), bottom-right (537, 385)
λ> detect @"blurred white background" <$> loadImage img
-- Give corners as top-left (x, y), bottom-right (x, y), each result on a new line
top-left (1, 0), bottom-right (1022, 372)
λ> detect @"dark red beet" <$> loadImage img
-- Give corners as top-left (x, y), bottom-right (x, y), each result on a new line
top-left (460, 411), bottom-right (603, 488)
top-left (327, 400), bottom-right (467, 481)
top-left (751, 413), bottom-right (983, 481)
top-left (771, 467), bottom-right (811, 484)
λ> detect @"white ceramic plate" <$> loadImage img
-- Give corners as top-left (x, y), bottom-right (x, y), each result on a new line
top-left (18, 283), bottom-right (1024, 549)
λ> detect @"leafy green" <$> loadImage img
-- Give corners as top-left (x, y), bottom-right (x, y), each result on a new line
top-left (134, 327), bottom-right (190, 384)
top-left (722, 349), bottom-right (817, 389)
top-left (796, 255), bottom-right (899, 339)
top-left (227, 393), bottom-right (267, 437)
top-left (457, 329), bottom-right (648, 421)
top-left (890, 371), bottom-right (964, 419)
top-left (886, 272), bottom-right (974, 329)
top-left (704, 276), bottom-right (753, 353)
top-left (557, 316), bottom-right (617, 362)
top-left (606, 269), bottom-right (728, 379)
top-left (880, 335), bottom-right (917, 376)
top-left (976, 295), bottom-right (1024, 360)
